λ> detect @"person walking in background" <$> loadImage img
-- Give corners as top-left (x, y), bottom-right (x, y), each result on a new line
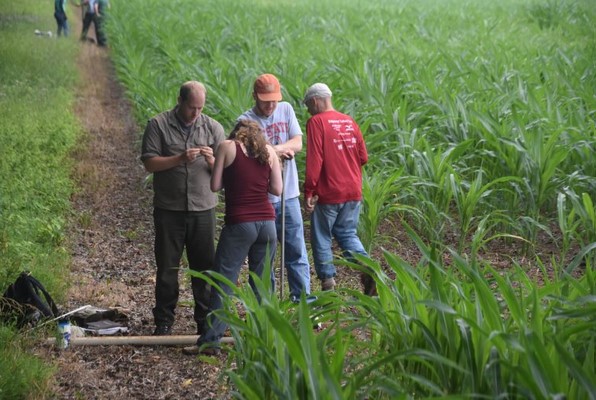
top-left (303, 83), bottom-right (376, 295)
top-left (79, 0), bottom-right (97, 43)
top-left (183, 120), bottom-right (282, 355)
top-left (94, 0), bottom-right (109, 46)
top-left (238, 74), bottom-right (311, 302)
top-left (141, 81), bottom-right (225, 336)
top-left (54, 0), bottom-right (69, 37)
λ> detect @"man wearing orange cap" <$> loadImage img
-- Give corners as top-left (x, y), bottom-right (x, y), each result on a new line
top-left (237, 74), bottom-right (311, 301)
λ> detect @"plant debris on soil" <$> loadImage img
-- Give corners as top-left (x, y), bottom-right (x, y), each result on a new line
top-left (31, 30), bottom-right (579, 400)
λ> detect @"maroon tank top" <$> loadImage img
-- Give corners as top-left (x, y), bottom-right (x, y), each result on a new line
top-left (222, 142), bottom-right (275, 225)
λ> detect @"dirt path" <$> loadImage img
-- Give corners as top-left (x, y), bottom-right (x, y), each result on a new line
top-left (36, 42), bottom-right (226, 399)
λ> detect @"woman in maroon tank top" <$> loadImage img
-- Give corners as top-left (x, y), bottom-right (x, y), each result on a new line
top-left (184, 120), bottom-right (282, 355)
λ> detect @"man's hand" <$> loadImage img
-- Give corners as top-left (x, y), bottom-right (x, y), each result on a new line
top-left (144, 147), bottom-right (206, 173)
top-left (183, 147), bottom-right (202, 163)
top-left (275, 147), bottom-right (295, 160)
top-left (305, 195), bottom-right (318, 212)
top-left (198, 146), bottom-right (215, 168)
top-left (183, 146), bottom-right (214, 163)
top-left (198, 146), bottom-right (214, 160)
top-left (273, 136), bottom-right (301, 160)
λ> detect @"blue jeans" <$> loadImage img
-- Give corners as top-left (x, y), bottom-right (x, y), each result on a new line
top-left (311, 201), bottom-right (368, 279)
top-left (197, 220), bottom-right (276, 346)
top-left (272, 197), bottom-right (311, 300)
top-left (56, 19), bottom-right (69, 37)
top-left (54, 10), bottom-right (68, 37)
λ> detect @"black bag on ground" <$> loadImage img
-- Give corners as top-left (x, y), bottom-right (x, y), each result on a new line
top-left (1, 271), bottom-right (60, 327)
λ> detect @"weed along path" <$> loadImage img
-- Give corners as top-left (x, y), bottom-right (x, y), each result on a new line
top-left (35, 44), bottom-right (227, 399)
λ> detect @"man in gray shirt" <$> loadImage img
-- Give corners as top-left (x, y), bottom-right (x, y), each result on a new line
top-left (141, 81), bottom-right (225, 335)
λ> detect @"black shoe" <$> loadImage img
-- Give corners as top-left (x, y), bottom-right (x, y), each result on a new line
top-left (196, 320), bottom-right (206, 336)
top-left (361, 272), bottom-right (377, 296)
top-left (152, 325), bottom-right (172, 336)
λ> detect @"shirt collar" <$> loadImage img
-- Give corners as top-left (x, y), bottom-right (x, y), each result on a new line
top-left (168, 107), bottom-right (205, 130)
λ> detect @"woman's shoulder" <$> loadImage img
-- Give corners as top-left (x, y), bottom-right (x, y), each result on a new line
top-left (220, 139), bottom-right (237, 148)
top-left (218, 140), bottom-right (238, 155)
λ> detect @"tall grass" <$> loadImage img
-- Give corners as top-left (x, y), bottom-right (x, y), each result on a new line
top-left (0, 327), bottom-right (56, 399)
top-left (0, 0), bottom-right (80, 398)
top-left (0, 0), bottom-right (79, 289)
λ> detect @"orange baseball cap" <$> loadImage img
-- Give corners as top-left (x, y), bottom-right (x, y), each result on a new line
top-left (254, 74), bottom-right (282, 101)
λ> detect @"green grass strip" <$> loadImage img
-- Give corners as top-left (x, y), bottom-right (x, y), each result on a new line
top-left (0, 0), bottom-right (80, 398)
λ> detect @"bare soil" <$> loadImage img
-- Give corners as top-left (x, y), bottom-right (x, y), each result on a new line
top-left (32, 29), bottom-right (577, 400)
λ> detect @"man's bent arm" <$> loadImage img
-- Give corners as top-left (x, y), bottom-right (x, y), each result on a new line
top-left (273, 135), bottom-right (302, 159)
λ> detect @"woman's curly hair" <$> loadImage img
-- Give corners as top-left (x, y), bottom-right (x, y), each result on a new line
top-left (228, 120), bottom-right (270, 165)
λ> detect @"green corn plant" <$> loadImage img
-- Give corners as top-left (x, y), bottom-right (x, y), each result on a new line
top-left (557, 191), bottom-right (582, 264)
top-left (566, 189), bottom-right (596, 243)
top-left (350, 227), bottom-right (595, 397)
top-left (468, 213), bottom-right (528, 263)
top-left (558, 188), bottom-right (596, 268)
top-left (564, 242), bottom-right (596, 277)
top-left (449, 170), bottom-right (523, 251)
top-left (406, 139), bottom-right (479, 243)
top-left (186, 227), bottom-right (595, 398)
top-left (358, 168), bottom-right (419, 254)
top-left (188, 261), bottom-right (406, 399)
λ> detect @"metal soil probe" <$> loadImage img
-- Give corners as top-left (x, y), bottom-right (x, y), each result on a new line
top-left (279, 159), bottom-right (289, 298)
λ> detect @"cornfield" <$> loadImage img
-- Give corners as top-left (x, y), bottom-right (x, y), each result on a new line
top-left (107, 0), bottom-right (595, 397)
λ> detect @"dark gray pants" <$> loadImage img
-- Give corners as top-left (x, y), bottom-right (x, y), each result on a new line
top-left (80, 12), bottom-right (96, 41)
top-left (152, 208), bottom-right (215, 327)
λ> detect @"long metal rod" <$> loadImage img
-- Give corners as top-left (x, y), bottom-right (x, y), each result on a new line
top-left (279, 159), bottom-right (289, 298)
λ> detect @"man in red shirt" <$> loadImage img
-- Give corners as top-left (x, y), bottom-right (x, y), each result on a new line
top-left (303, 83), bottom-right (375, 295)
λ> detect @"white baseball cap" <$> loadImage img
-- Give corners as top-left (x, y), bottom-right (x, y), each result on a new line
top-left (303, 83), bottom-right (332, 104)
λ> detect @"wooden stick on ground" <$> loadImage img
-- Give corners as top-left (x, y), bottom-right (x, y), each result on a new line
top-left (46, 335), bottom-right (235, 346)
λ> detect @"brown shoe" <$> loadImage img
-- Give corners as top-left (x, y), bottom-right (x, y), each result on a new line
top-left (321, 277), bottom-right (336, 291)
top-left (182, 345), bottom-right (221, 356)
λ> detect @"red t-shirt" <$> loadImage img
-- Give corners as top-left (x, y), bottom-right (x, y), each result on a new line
top-left (304, 110), bottom-right (368, 204)
top-left (223, 142), bottom-right (275, 224)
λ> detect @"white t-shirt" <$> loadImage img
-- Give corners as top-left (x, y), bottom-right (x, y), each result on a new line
top-left (238, 102), bottom-right (303, 202)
